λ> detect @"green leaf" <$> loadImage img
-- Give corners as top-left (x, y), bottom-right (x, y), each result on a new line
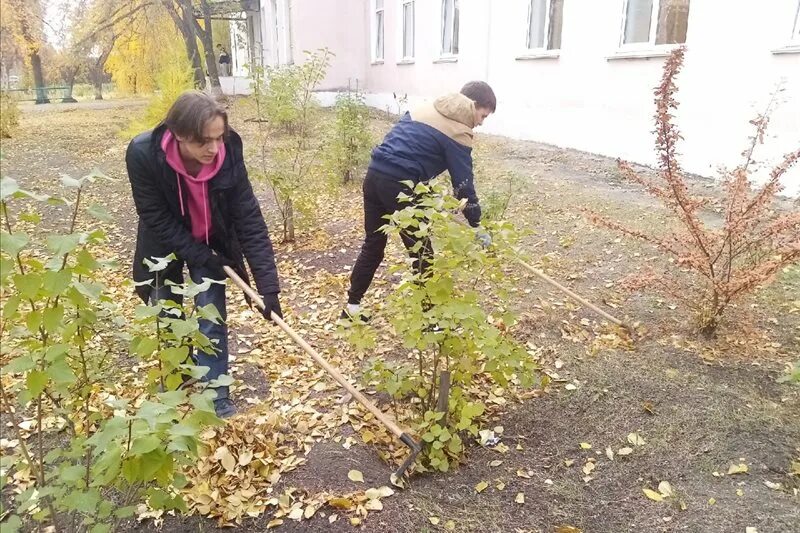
top-left (2, 294), bottom-right (21, 320)
top-left (131, 336), bottom-right (159, 357)
top-left (142, 254), bottom-right (177, 273)
top-left (60, 464), bottom-right (85, 483)
top-left (18, 211), bottom-right (41, 224)
top-left (90, 524), bottom-right (111, 533)
top-left (0, 232), bottom-right (28, 256)
top-left (47, 234), bottom-right (83, 257)
top-left (42, 270), bottom-right (72, 296)
top-left (42, 305), bottom-right (64, 334)
top-left (0, 514), bottom-right (22, 533)
top-left (13, 272), bottom-right (41, 299)
top-left (87, 203), bottom-right (112, 222)
top-left (60, 175), bottom-right (83, 188)
top-left (0, 176), bottom-right (20, 199)
top-left (26, 370), bottom-right (48, 397)
top-left (156, 390), bottom-right (187, 408)
top-left (49, 360), bottom-right (76, 384)
top-left (129, 435), bottom-right (161, 456)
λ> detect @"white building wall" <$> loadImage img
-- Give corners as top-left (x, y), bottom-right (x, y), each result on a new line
top-left (257, 0), bottom-right (800, 195)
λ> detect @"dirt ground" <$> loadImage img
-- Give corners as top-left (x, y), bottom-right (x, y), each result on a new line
top-left (1, 98), bottom-right (798, 533)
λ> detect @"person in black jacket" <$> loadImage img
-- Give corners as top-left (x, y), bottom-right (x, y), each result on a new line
top-left (341, 81), bottom-right (496, 322)
top-left (126, 91), bottom-right (281, 418)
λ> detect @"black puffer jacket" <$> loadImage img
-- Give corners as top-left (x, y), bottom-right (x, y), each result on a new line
top-left (126, 123), bottom-right (279, 302)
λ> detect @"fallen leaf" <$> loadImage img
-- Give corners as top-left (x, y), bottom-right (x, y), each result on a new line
top-left (736, 488), bottom-right (744, 497)
top-left (328, 498), bottom-right (353, 510)
top-left (496, 481), bottom-right (506, 491)
top-left (708, 498), bottom-right (716, 505)
top-left (643, 488), bottom-right (664, 502)
top-left (627, 433), bottom-right (646, 446)
top-left (444, 520), bottom-right (456, 531)
top-left (348, 469), bottom-right (364, 483)
top-left (617, 447), bottom-right (633, 456)
top-left (350, 517), bottom-right (361, 526)
top-left (489, 460), bottom-right (503, 467)
top-left (288, 507), bottom-right (303, 520)
top-left (745, 528), bottom-right (758, 533)
top-left (429, 516), bottom-right (441, 525)
top-left (515, 492), bottom-right (525, 504)
top-left (329, 515), bottom-right (338, 524)
top-left (605, 447), bottom-right (614, 461)
top-left (516, 469), bottom-right (532, 479)
top-left (364, 499), bottom-right (383, 511)
top-left (365, 486), bottom-right (394, 500)
top-left (475, 481), bottom-right (489, 493)
top-left (564, 459), bottom-right (575, 467)
top-left (266, 519), bottom-right (283, 529)
top-left (582, 462), bottom-right (596, 475)
top-left (763, 480), bottom-right (782, 490)
top-left (658, 481), bottom-right (674, 498)
top-left (555, 526), bottom-right (582, 533)
top-left (727, 463), bottom-right (748, 475)
top-left (389, 473), bottom-right (407, 489)
top-left (565, 383), bottom-right (577, 391)
top-left (579, 442), bottom-right (592, 449)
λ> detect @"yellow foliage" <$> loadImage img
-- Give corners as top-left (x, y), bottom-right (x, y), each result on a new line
top-left (106, 13), bottom-right (184, 96)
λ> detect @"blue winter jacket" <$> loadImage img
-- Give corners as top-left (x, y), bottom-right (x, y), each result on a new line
top-left (369, 93), bottom-right (482, 226)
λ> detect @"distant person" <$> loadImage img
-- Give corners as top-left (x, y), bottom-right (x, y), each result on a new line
top-left (217, 45), bottom-right (231, 76)
top-left (125, 91), bottom-right (282, 418)
top-left (340, 81), bottom-right (496, 322)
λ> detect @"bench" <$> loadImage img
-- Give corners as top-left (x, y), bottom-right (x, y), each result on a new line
top-left (5, 86), bottom-right (77, 104)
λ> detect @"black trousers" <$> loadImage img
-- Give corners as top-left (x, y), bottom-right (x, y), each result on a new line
top-left (347, 169), bottom-right (432, 305)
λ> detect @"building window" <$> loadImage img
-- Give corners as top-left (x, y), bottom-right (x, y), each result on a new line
top-left (373, 0), bottom-right (385, 61)
top-left (526, 0), bottom-right (564, 50)
top-left (621, 0), bottom-right (690, 47)
top-left (402, 0), bottom-right (415, 59)
top-left (793, 1), bottom-right (800, 41)
top-left (441, 0), bottom-right (459, 56)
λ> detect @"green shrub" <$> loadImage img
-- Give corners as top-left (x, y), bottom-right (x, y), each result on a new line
top-left (325, 88), bottom-right (373, 184)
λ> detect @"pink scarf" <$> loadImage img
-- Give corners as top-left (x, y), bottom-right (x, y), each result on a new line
top-left (161, 130), bottom-right (226, 244)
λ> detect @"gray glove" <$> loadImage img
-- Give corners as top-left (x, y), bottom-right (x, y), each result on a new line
top-left (474, 228), bottom-right (492, 249)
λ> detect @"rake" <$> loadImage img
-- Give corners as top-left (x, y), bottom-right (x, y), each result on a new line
top-left (223, 266), bottom-right (422, 479)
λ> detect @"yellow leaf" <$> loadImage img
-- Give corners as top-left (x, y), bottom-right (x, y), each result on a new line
top-left (617, 447), bottom-right (633, 456)
top-left (515, 492), bottom-right (525, 504)
top-left (627, 433), bottom-right (646, 446)
top-left (736, 488), bottom-right (744, 497)
top-left (444, 520), bottom-right (456, 531)
top-left (475, 481), bottom-right (489, 493)
top-left (348, 469), bottom-right (364, 483)
top-left (564, 459), bottom-right (575, 467)
top-left (266, 519), bottom-right (283, 529)
top-left (555, 526), bottom-right (582, 533)
top-left (658, 481), bottom-right (674, 498)
top-left (365, 498), bottom-right (383, 511)
top-left (516, 469), bottom-right (532, 479)
top-left (288, 507), bottom-right (303, 520)
top-left (361, 429), bottom-right (375, 443)
top-left (328, 498), bottom-right (353, 510)
top-left (303, 504), bottom-right (318, 519)
top-left (215, 446), bottom-right (236, 472)
top-left (605, 447), bottom-right (614, 461)
top-left (643, 488), bottom-right (664, 502)
top-left (727, 463), bottom-right (748, 475)
top-left (708, 498), bottom-right (716, 505)
top-left (582, 462), bottom-right (596, 475)
top-left (496, 481), bottom-right (506, 491)
top-left (579, 442), bottom-right (592, 449)
top-left (365, 486), bottom-right (394, 500)
top-left (350, 517), bottom-right (361, 526)
top-left (429, 516), bottom-right (441, 525)
top-left (489, 460), bottom-right (503, 467)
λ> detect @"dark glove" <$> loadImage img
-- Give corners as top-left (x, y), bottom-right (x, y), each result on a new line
top-left (204, 253), bottom-right (235, 277)
top-left (260, 293), bottom-right (283, 322)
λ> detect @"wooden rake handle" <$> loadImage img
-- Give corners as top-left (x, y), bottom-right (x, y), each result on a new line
top-left (222, 266), bottom-right (407, 439)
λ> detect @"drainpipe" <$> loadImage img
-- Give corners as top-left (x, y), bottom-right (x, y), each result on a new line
top-left (484, 0), bottom-right (492, 83)
top-left (286, 0), bottom-right (295, 64)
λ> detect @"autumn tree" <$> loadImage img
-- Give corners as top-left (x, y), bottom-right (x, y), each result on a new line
top-left (4, 0), bottom-right (49, 103)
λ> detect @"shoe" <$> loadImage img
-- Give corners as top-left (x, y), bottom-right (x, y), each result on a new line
top-left (214, 397), bottom-right (238, 419)
top-left (338, 308), bottom-right (370, 326)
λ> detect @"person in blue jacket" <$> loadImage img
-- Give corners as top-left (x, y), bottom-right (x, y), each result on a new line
top-left (341, 81), bottom-right (496, 321)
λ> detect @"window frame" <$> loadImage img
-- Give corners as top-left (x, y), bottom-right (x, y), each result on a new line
top-left (371, 0), bottom-right (385, 63)
top-left (401, 0), bottom-right (415, 61)
top-left (525, 0), bottom-right (562, 52)
top-left (618, 0), bottom-right (688, 50)
top-left (792, 1), bottom-right (800, 42)
top-left (440, 0), bottom-right (459, 58)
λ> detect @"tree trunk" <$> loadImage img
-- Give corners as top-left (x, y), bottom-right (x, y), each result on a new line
top-left (196, 0), bottom-right (221, 94)
top-left (61, 67), bottom-right (79, 103)
top-left (164, 1), bottom-right (206, 89)
top-left (30, 51), bottom-right (49, 104)
top-left (285, 198), bottom-right (295, 242)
